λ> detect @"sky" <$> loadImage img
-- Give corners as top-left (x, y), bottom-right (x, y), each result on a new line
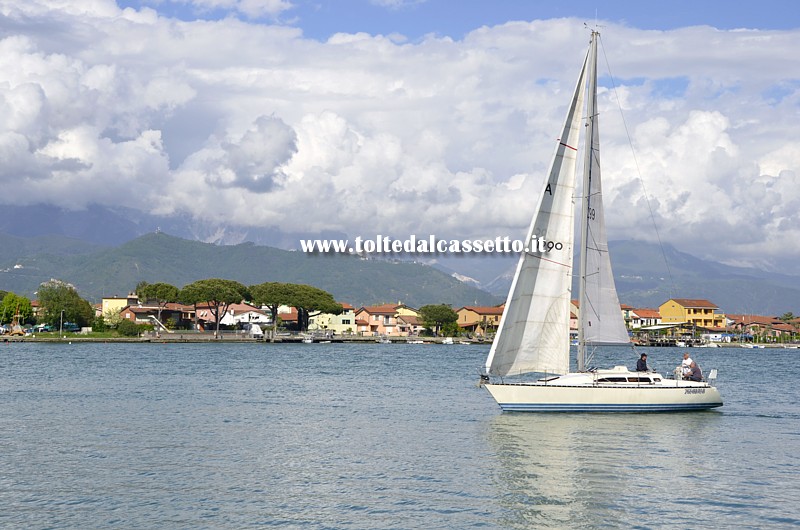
top-left (1, 0), bottom-right (800, 276)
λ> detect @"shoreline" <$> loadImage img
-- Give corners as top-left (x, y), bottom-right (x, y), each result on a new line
top-left (2, 335), bottom-right (486, 345)
top-left (3, 335), bottom-right (797, 348)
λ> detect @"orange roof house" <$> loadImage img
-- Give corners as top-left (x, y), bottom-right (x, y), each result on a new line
top-left (120, 302), bottom-right (195, 327)
top-left (456, 305), bottom-right (505, 335)
top-left (398, 314), bottom-right (425, 336)
top-left (727, 314), bottom-right (797, 339)
top-left (659, 299), bottom-right (725, 328)
top-left (355, 304), bottom-right (403, 336)
top-left (628, 308), bottom-right (662, 328)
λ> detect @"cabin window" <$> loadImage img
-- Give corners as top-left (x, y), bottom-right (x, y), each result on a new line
top-left (597, 377), bottom-right (628, 383)
top-left (597, 376), bottom-right (656, 383)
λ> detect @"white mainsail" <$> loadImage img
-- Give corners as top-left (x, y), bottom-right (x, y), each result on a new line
top-left (576, 33), bottom-right (630, 371)
top-left (484, 52), bottom-right (589, 377)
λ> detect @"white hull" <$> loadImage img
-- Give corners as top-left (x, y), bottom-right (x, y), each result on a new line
top-left (484, 368), bottom-right (722, 412)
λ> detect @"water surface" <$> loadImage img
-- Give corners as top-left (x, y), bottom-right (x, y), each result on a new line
top-left (1, 342), bottom-right (797, 528)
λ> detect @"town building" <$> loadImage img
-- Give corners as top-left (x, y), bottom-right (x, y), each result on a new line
top-left (628, 308), bottom-right (662, 329)
top-left (456, 305), bottom-right (504, 336)
top-left (274, 305), bottom-right (299, 329)
top-left (102, 293), bottom-right (139, 317)
top-left (397, 314), bottom-right (425, 336)
top-left (308, 302), bottom-right (357, 335)
top-left (219, 302), bottom-right (271, 327)
top-left (659, 298), bottom-right (726, 328)
top-left (355, 303), bottom-right (420, 336)
top-left (620, 304), bottom-right (635, 323)
top-left (726, 314), bottom-right (797, 342)
top-left (119, 302), bottom-right (195, 329)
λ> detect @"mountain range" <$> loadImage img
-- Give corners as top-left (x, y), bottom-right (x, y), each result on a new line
top-left (0, 231), bottom-right (500, 308)
top-left (1, 203), bottom-right (799, 315)
top-left (482, 240), bottom-right (800, 315)
top-left (608, 240), bottom-right (800, 316)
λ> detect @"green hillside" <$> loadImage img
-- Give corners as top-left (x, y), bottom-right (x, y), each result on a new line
top-left (6, 232), bottom-right (796, 315)
top-left (0, 232), bottom-right (104, 258)
top-left (0, 232), bottom-right (500, 308)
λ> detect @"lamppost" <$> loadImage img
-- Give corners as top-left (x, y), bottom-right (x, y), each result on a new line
top-left (60, 310), bottom-right (64, 335)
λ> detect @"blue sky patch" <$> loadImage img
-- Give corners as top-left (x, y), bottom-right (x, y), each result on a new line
top-left (649, 77), bottom-right (689, 99)
top-left (762, 80), bottom-right (800, 105)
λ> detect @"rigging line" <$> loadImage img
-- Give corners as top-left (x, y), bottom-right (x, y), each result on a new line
top-left (524, 254), bottom-right (572, 268)
top-left (597, 34), bottom-right (676, 299)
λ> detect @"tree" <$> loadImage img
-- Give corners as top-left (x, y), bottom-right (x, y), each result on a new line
top-left (179, 278), bottom-right (249, 337)
top-left (250, 282), bottom-right (295, 341)
top-left (93, 315), bottom-right (108, 332)
top-left (780, 312), bottom-right (795, 322)
top-left (250, 282), bottom-right (342, 339)
top-left (138, 282), bottom-right (179, 305)
top-left (442, 320), bottom-right (461, 337)
top-left (117, 319), bottom-right (140, 337)
top-left (36, 279), bottom-right (94, 328)
top-left (1, 292), bottom-right (33, 325)
top-left (288, 284), bottom-right (342, 331)
top-left (138, 282), bottom-right (180, 328)
top-left (103, 308), bottom-right (123, 329)
top-left (419, 304), bottom-right (458, 336)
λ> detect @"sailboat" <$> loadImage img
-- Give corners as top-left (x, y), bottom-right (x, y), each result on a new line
top-left (481, 31), bottom-right (723, 412)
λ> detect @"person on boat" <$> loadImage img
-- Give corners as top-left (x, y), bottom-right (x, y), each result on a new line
top-left (636, 353), bottom-right (649, 372)
top-left (681, 352), bottom-right (693, 378)
top-left (686, 361), bottom-right (703, 382)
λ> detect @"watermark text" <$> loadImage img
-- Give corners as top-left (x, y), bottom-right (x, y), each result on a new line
top-left (299, 235), bottom-right (564, 255)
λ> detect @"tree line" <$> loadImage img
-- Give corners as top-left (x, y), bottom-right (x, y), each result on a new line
top-left (137, 280), bottom-right (461, 338)
top-left (2, 278), bottom-right (462, 338)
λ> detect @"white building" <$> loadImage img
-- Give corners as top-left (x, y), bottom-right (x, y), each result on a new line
top-left (219, 302), bottom-right (271, 327)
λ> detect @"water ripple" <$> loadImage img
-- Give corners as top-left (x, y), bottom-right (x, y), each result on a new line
top-left (0, 343), bottom-right (798, 528)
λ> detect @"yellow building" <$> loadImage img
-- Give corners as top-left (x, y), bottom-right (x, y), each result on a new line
top-left (456, 305), bottom-right (504, 335)
top-left (308, 303), bottom-right (357, 335)
top-left (394, 304), bottom-right (419, 317)
top-left (101, 293), bottom-right (139, 316)
top-left (658, 298), bottom-right (726, 328)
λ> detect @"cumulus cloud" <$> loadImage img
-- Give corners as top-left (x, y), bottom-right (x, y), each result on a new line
top-left (0, 1), bottom-right (799, 273)
top-left (172, 114), bottom-right (297, 193)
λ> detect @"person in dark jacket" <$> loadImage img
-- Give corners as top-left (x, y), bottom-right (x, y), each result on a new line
top-left (687, 361), bottom-right (703, 382)
top-left (636, 353), bottom-right (649, 372)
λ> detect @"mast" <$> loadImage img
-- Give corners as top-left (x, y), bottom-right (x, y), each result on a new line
top-left (576, 30), bottom-right (631, 371)
top-left (577, 31), bottom-right (599, 372)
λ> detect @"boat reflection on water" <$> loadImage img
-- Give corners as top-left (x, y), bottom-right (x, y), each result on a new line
top-left (486, 412), bottom-right (722, 528)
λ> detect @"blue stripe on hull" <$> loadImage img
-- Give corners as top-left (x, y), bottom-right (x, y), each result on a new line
top-left (499, 402), bottom-right (723, 413)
